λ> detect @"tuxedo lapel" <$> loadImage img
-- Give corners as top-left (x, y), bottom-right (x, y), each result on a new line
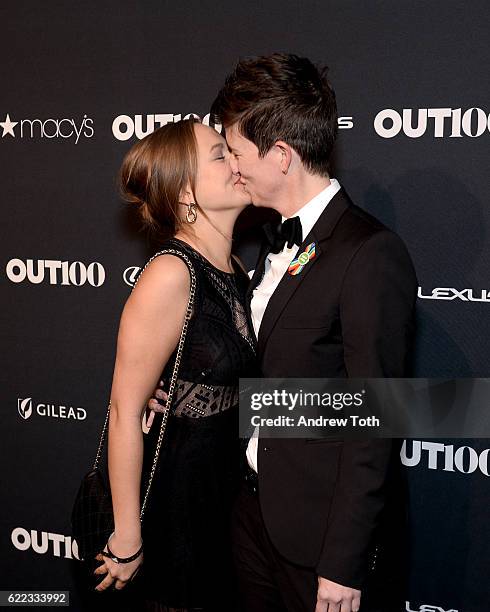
top-left (244, 238), bottom-right (271, 339)
top-left (246, 239), bottom-right (271, 301)
top-left (257, 239), bottom-right (322, 355)
top-left (256, 187), bottom-right (352, 356)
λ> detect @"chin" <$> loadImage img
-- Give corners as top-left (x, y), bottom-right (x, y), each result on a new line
top-left (250, 197), bottom-right (272, 208)
top-left (233, 186), bottom-right (251, 203)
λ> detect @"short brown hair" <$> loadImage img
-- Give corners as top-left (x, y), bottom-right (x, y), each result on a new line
top-left (118, 118), bottom-right (199, 240)
top-left (211, 53), bottom-right (338, 177)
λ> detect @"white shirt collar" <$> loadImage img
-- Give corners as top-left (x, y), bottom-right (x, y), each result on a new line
top-left (281, 178), bottom-right (341, 241)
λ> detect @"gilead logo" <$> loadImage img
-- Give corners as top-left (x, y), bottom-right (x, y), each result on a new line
top-left (18, 398), bottom-right (87, 421)
top-left (374, 108), bottom-right (490, 138)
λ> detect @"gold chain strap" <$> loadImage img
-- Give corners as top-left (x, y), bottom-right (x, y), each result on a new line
top-left (92, 248), bottom-right (197, 522)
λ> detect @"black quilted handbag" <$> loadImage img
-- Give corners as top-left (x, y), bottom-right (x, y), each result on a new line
top-left (71, 427), bottom-right (115, 561)
top-left (71, 248), bottom-right (196, 563)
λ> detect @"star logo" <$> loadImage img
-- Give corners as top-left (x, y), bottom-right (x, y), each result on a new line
top-left (1, 113), bottom-right (18, 137)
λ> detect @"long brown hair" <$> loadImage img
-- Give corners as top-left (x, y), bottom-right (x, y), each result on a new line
top-left (118, 118), bottom-right (199, 241)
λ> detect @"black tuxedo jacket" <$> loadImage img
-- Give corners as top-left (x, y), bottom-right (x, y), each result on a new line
top-left (244, 186), bottom-right (418, 590)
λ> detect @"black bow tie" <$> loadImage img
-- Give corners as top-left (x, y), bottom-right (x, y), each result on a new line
top-left (263, 216), bottom-right (303, 254)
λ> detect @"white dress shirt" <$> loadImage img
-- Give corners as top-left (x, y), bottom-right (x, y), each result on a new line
top-left (246, 178), bottom-right (342, 472)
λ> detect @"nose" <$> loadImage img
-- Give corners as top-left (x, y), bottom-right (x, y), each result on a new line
top-left (229, 155), bottom-right (240, 175)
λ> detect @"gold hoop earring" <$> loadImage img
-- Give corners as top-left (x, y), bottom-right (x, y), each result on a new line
top-left (186, 203), bottom-right (197, 224)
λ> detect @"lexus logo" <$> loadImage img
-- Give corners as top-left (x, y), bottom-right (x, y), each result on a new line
top-left (123, 266), bottom-right (141, 287)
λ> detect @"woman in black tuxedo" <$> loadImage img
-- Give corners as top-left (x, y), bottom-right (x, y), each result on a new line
top-left (150, 54), bottom-right (418, 612)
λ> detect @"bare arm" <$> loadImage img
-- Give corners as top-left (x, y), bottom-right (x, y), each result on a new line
top-left (107, 254), bottom-right (190, 550)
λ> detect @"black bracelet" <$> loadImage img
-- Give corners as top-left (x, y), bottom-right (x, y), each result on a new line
top-left (100, 533), bottom-right (143, 564)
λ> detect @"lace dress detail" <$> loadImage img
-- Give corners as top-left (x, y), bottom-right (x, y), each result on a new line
top-left (136, 238), bottom-right (258, 611)
top-left (168, 379), bottom-right (239, 418)
top-left (205, 267), bottom-right (256, 354)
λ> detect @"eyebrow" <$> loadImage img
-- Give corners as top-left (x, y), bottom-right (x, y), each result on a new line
top-left (210, 142), bottom-right (224, 153)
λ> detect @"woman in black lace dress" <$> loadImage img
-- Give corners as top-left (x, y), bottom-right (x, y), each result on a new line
top-left (92, 118), bottom-right (257, 611)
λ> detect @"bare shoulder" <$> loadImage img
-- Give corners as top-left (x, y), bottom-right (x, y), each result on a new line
top-left (128, 253), bottom-right (191, 305)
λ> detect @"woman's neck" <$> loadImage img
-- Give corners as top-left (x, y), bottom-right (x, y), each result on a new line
top-left (174, 215), bottom-right (235, 273)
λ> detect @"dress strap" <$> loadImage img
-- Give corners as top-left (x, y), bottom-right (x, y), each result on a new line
top-left (231, 253), bottom-right (250, 278)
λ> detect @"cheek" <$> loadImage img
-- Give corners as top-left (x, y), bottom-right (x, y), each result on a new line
top-left (250, 164), bottom-right (275, 190)
top-left (194, 174), bottom-right (214, 203)
top-left (239, 160), bottom-right (255, 180)
top-left (195, 166), bottom-right (231, 203)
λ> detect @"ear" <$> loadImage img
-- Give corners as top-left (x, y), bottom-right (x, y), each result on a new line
top-left (274, 140), bottom-right (293, 175)
top-left (178, 183), bottom-right (194, 205)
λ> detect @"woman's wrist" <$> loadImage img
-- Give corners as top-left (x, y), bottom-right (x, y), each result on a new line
top-left (102, 532), bottom-right (143, 564)
top-left (107, 531), bottom-right (143, 558)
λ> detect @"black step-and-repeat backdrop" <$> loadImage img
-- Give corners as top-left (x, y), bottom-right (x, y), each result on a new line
top-left (1, 2), bottom-right (489, 611)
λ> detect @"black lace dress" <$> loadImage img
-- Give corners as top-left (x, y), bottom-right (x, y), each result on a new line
top-left (137, 238), bottom-right (258, 612)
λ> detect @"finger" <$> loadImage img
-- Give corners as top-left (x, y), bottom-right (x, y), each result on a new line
top-left (352, 595), bottom-right (361, 612)
top-left (93, 562), bottom-right (108, 575)
top-left (147, 410), bottom-right (155, 428)
top-left (340, 602), bottom-right (352, 612)
top-left (148, 398), bottom-right (163, 411)
top-left (148, 399), bottom-right (162, 412)
top-left (95, 572), bottom-right (114, 592)
top-left (114, 578), bottom-right (128, 590)
top-left (327, 604), bottom-right (340, 612)
top-left (315, 601), bottom-right (329, 612)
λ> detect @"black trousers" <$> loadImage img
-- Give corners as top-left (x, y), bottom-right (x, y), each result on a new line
top-left (231, 481), bottom-right (318, 612)
top-left (231, 478), bottom-right (406, 612)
